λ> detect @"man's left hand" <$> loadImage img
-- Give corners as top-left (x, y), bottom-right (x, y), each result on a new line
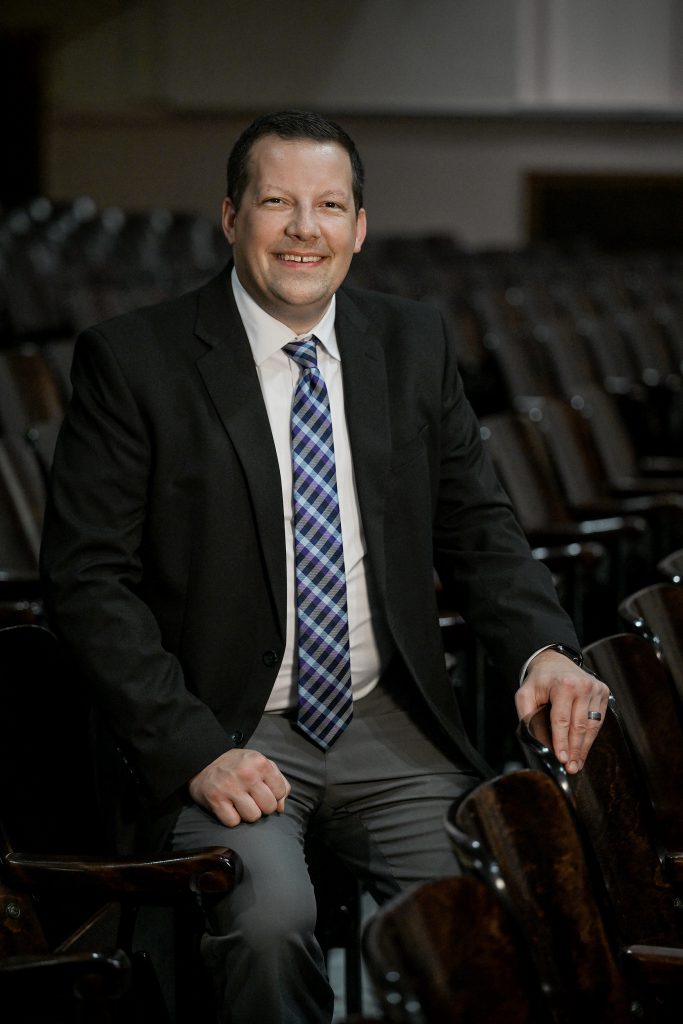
top-left (515, 649), bottom-right (610, 773)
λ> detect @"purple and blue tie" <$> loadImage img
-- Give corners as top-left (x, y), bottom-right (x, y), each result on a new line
top-left (283, 337), bottom-right (352, 750)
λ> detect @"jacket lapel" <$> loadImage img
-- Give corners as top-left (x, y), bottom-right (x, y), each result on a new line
top-left (192, 270), bottom-right (287, 639)
top-left (189, 273), bottom-right (393, 634)
top-left (335, 288), bottom-right (392, 601)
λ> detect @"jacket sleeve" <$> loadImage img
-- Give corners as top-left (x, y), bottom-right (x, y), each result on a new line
top-left (430, 311), bottom-right (581, 682)
top-left (40, 326), bottom-right (232, 803)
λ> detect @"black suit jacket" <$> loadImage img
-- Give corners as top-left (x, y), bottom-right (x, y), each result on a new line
top-left (40, 267), bottom-right (579, 842)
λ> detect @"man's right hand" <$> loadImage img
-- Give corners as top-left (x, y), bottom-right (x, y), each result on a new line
top-left (188, 748), bottom-right (291, 827)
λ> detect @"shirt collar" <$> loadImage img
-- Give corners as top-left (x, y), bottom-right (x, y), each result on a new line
top-left (231, 266), bottom-right (339, 366)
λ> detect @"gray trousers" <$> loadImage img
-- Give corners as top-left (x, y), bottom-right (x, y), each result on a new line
top-left (170, 673), bottom-right (479, 1024)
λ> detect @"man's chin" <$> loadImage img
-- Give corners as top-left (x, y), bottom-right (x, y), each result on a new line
top-left (267, 284), bottom-right (335, 322)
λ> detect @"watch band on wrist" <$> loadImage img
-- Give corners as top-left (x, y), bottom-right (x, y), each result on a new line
top-left (544, 643), bottom-right (583, 667)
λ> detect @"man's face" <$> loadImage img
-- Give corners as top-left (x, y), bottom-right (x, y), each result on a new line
top-left (222, 135), bottom-right (366, 333)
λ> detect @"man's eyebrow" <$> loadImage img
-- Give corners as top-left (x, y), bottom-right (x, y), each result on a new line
top-left (256, 185), bottom-right (351, 199)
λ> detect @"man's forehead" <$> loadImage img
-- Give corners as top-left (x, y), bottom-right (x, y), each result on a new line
top-left (247, 135), bottom-right (353, 178)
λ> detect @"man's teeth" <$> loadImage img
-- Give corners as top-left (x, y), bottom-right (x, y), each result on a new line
top-left (279, 254), bottom-right (321, 262)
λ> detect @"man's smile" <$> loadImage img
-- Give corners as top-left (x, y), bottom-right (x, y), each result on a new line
top-left (277, 253), bottom-right (325, 263)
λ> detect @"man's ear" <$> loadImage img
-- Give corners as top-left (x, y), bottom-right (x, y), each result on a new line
top-left (354, 208), bottom-right (367, 254)
top-left (222, 198), bottom-right (237, 244)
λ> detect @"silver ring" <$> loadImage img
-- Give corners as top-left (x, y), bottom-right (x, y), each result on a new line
top-left (587, 710), bottom-right (602, 721)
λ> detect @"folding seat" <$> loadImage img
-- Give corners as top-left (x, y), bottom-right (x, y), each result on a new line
top-left (0, 623), bottom-right (240, 1023)
top-left (618, 582), bottom-right (683, 705)
top-left (480, 410), bottom-right (643, 637)
top-left (364, 873), bottom-right (545, 1024)
top-left (582, 632), bottom-right (683, 856)
top-left (518, 704), bottom-right (683, 1018)
top-left (525, 396), bottom-right (683, 567)
top-left (448, 767), bottom-right (683, 1022)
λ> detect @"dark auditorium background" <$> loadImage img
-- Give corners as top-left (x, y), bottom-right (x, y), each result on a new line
top-left (2, 0), bottom-right (683, 769)
top-left (3, 0), bottom-right (683, 244)
top-left (5, 4), bottom-right (683, 1020)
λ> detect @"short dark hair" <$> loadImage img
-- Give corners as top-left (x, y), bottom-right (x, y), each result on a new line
top-left (227, 110), bottom-right (364, 214)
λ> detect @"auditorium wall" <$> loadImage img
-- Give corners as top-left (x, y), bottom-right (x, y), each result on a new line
top-left (4, 0), bottom-right (683, 246)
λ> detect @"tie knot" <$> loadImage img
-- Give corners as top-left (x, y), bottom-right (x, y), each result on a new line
top-left (283, 337), bottom-right (318, 370)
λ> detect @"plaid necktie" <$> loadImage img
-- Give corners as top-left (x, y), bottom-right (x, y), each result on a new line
top-left (283, 337), bottom-right (352, 749)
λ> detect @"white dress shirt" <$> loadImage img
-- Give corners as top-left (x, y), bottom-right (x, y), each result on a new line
top-left (231, 268), bottom-right (393, 711)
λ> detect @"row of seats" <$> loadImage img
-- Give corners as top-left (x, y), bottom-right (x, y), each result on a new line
top-left (1, 197), bottom-right (228, 341)
top-left (480, 393), bottom-right (683, 637)
top-left (347, 236), bottom-right (683, 451)
top-left (3, 570), bottom-right (682, 1020)
top-left (361, 564), bottom-right (683, 1022)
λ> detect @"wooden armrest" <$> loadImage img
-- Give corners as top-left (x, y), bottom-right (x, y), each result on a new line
top-left (0, 948), bottom-right (130, 1001)
top-left (623, 943), bottom-right (683, 985)
top-left (4, 845), bottom-right (240, 895)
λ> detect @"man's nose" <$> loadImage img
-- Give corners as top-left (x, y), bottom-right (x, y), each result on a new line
top-left (286, 204), bottom-right (320, 239)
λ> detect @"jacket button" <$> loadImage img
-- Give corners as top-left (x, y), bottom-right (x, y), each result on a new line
top-left (231, 730), bottom-right (244, 745)
top-left (262, 649), bottom-right (279, 667)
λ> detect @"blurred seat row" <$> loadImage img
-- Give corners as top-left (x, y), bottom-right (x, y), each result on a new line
top-left (0, 196), bottom-right (229, 342)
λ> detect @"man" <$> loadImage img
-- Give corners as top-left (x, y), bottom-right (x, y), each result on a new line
top-left (40, 110), bottom-right (608, 1023)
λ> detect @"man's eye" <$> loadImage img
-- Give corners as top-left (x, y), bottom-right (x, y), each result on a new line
top-left (264, 197), bottom-right (282, 205)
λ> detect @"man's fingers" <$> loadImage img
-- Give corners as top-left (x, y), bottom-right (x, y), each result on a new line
top-left (548, 701), bottom-right (572, 768)
top-left (230, 785), bottom-right (276, 823)
top-left (208, 782), bottom-right (286, 828)
top-left (514, 686), bottom-right (542, 722)
top-left (189, 747), bottom-right (291, 824)
top-left (564, 707), bottom-right (590, 774)
top-left (560, 682), bottom-right (611, 774)
top-left (211, 799), bottom-right (242, 829)
top-left (263, 758), bottom-right (291, 803)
